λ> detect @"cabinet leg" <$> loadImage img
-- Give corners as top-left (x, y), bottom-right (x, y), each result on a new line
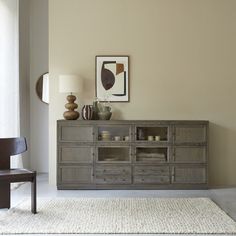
top-left (0, 182), bottom-right (10, 209)
top-left (31, 173), bottom-right (37, 214)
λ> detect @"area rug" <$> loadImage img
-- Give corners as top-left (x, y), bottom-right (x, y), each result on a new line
top-left (0, 198), bottom-right (236, 234)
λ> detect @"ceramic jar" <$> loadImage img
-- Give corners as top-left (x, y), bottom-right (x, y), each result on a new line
top-left (98, 106), bottom-right (112, 120)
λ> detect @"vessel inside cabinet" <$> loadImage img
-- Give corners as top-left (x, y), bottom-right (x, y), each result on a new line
top-left (98, 125), bottom-right (131, 141)
top-left (136, 126), bottom-right (169, 141)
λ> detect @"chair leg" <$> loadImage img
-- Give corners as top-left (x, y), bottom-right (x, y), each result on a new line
top-left (31, 172), bottom-right (37, 214)
top-left (0, 182), bottom-right (10, 209)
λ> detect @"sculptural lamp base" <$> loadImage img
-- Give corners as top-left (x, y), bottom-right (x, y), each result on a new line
top-left (63, 94), bottom-right (80, 120)
top-left (63, 110), bottom-right (80, 120)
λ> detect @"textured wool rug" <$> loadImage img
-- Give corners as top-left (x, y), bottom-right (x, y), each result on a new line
top-left (0, 198), bottom-right (236, 234)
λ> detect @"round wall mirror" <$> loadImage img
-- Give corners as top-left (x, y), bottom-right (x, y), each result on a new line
top-left (36, 72), bottom-right (49, 104)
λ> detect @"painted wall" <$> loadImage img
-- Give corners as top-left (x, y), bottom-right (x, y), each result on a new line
top-left (29, 0), bottom-right (49, 172)
top-left (49, 0), bottom-right (236, 187)
top-left (19, 0), bottom-right (49, 172)
top-left (19, 0), bottom-right (30, 168)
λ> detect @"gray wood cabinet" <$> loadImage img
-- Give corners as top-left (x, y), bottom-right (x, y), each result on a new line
top-left (57, 120), bottom-right (208, 189)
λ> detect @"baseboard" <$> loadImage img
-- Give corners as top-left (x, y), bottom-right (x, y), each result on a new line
top-left (208, 184), bottom-right (236, 189)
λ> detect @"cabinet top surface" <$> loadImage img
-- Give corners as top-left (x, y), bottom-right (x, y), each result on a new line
top-left (57, 120), bottom-right (209, 125)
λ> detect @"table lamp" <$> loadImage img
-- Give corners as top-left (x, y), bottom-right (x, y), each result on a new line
top-left (59, 74), bottom-right (83, 120)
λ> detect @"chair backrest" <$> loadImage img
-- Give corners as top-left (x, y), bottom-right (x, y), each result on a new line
top-left (0, 137), bottom-right (27, 169)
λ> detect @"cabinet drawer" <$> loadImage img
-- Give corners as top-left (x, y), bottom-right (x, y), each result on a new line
top-left (134, 166), bottom-right (169, 175)
top-left (174, 125), bottom-right (207, 143)
top-left (96, 175), bottom-right (131, 184)
top-left (96, 165), bottom-right (131, 175)
top-left (59, 166), bottom-right (93, 184)
top-left (173, 147), bottom-right (206, 163)
top-left (60, 126), bottom-right (93, 142)
top-left (134, 175), bottom-right (170, 184)
top-left (172, 166), bottom-right (207, 184)
top-left (59, 146), bottom-right (94, 163)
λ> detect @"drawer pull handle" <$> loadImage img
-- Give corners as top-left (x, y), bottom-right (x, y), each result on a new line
top-left (103, 169), bottom-right (106, 172)
top-left (122, 179), bottom-right (126, 181)
top-left (103, 178), bottom-right (106, 181)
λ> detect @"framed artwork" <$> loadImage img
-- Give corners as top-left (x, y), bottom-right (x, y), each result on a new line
top-left (96, 55), bottom-right (129, 102)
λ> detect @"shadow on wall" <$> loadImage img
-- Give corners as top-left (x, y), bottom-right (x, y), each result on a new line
top-left (111, 109), bottom-right (124, 120)
top-left (209, 122), bottom-right (236, 187)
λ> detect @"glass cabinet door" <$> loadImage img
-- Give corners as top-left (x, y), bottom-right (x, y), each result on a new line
top-left (171, 166), bottom-right (207, 184)
top-left (174, 125), bottom-right (207, 143)
top-left (135, 126), bottom-right (169, 142)
top-left (97, 147), bottom-right (131, 163)
top-left (172, 146), bottom-right (207, 163)
top-left (59, 166), bottom-right (93, 184)
top-left (98, 125), bottom-right (131, 142)
top-left (135, 147), bottom-right (168, 163)
top-left (60, 125), bottom-right (94, 142)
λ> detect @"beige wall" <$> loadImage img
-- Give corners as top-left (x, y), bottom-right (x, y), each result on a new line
top-left (49, 0), bottom-right (236, 187)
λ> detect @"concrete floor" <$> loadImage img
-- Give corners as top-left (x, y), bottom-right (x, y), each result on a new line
top-left (2, 174), bottom-right (236, 236)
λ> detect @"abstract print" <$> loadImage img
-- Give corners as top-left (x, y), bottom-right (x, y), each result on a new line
top-left (96, 56), bottom-right (129, 102)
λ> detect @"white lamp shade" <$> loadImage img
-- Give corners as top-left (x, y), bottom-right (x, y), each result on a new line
top-left (59, 74), bottom-right (83, 93)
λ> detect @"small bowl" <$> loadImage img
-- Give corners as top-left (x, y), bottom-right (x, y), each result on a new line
top-left (147, 136), bottom-right (154, 141)
top-left (114, 136), bottom-right (121, 141)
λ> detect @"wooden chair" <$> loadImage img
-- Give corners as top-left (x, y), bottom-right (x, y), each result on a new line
top-left (0, 137), bottom-right (37, 214)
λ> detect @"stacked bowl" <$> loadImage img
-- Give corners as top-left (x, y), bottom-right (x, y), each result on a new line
top-left (100, 131), bottom-right (111, 141)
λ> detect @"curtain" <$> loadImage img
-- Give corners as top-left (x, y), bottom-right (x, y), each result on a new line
top-left (0, 0), bottom-right (23, 170)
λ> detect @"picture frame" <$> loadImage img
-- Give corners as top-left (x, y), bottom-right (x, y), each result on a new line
top-left (95, 55), bottom-right (129, 102)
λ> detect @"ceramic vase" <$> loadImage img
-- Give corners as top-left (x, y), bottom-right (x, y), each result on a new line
top-left (82, 105), bottom-right (93, 120)
top-left (91, 101), bottom-right (99, 120)
top-left (98, 106), bottom-right (112, 120)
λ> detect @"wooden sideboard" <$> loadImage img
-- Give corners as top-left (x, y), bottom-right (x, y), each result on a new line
top-left (57, 120), bottom-right (208, 189)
